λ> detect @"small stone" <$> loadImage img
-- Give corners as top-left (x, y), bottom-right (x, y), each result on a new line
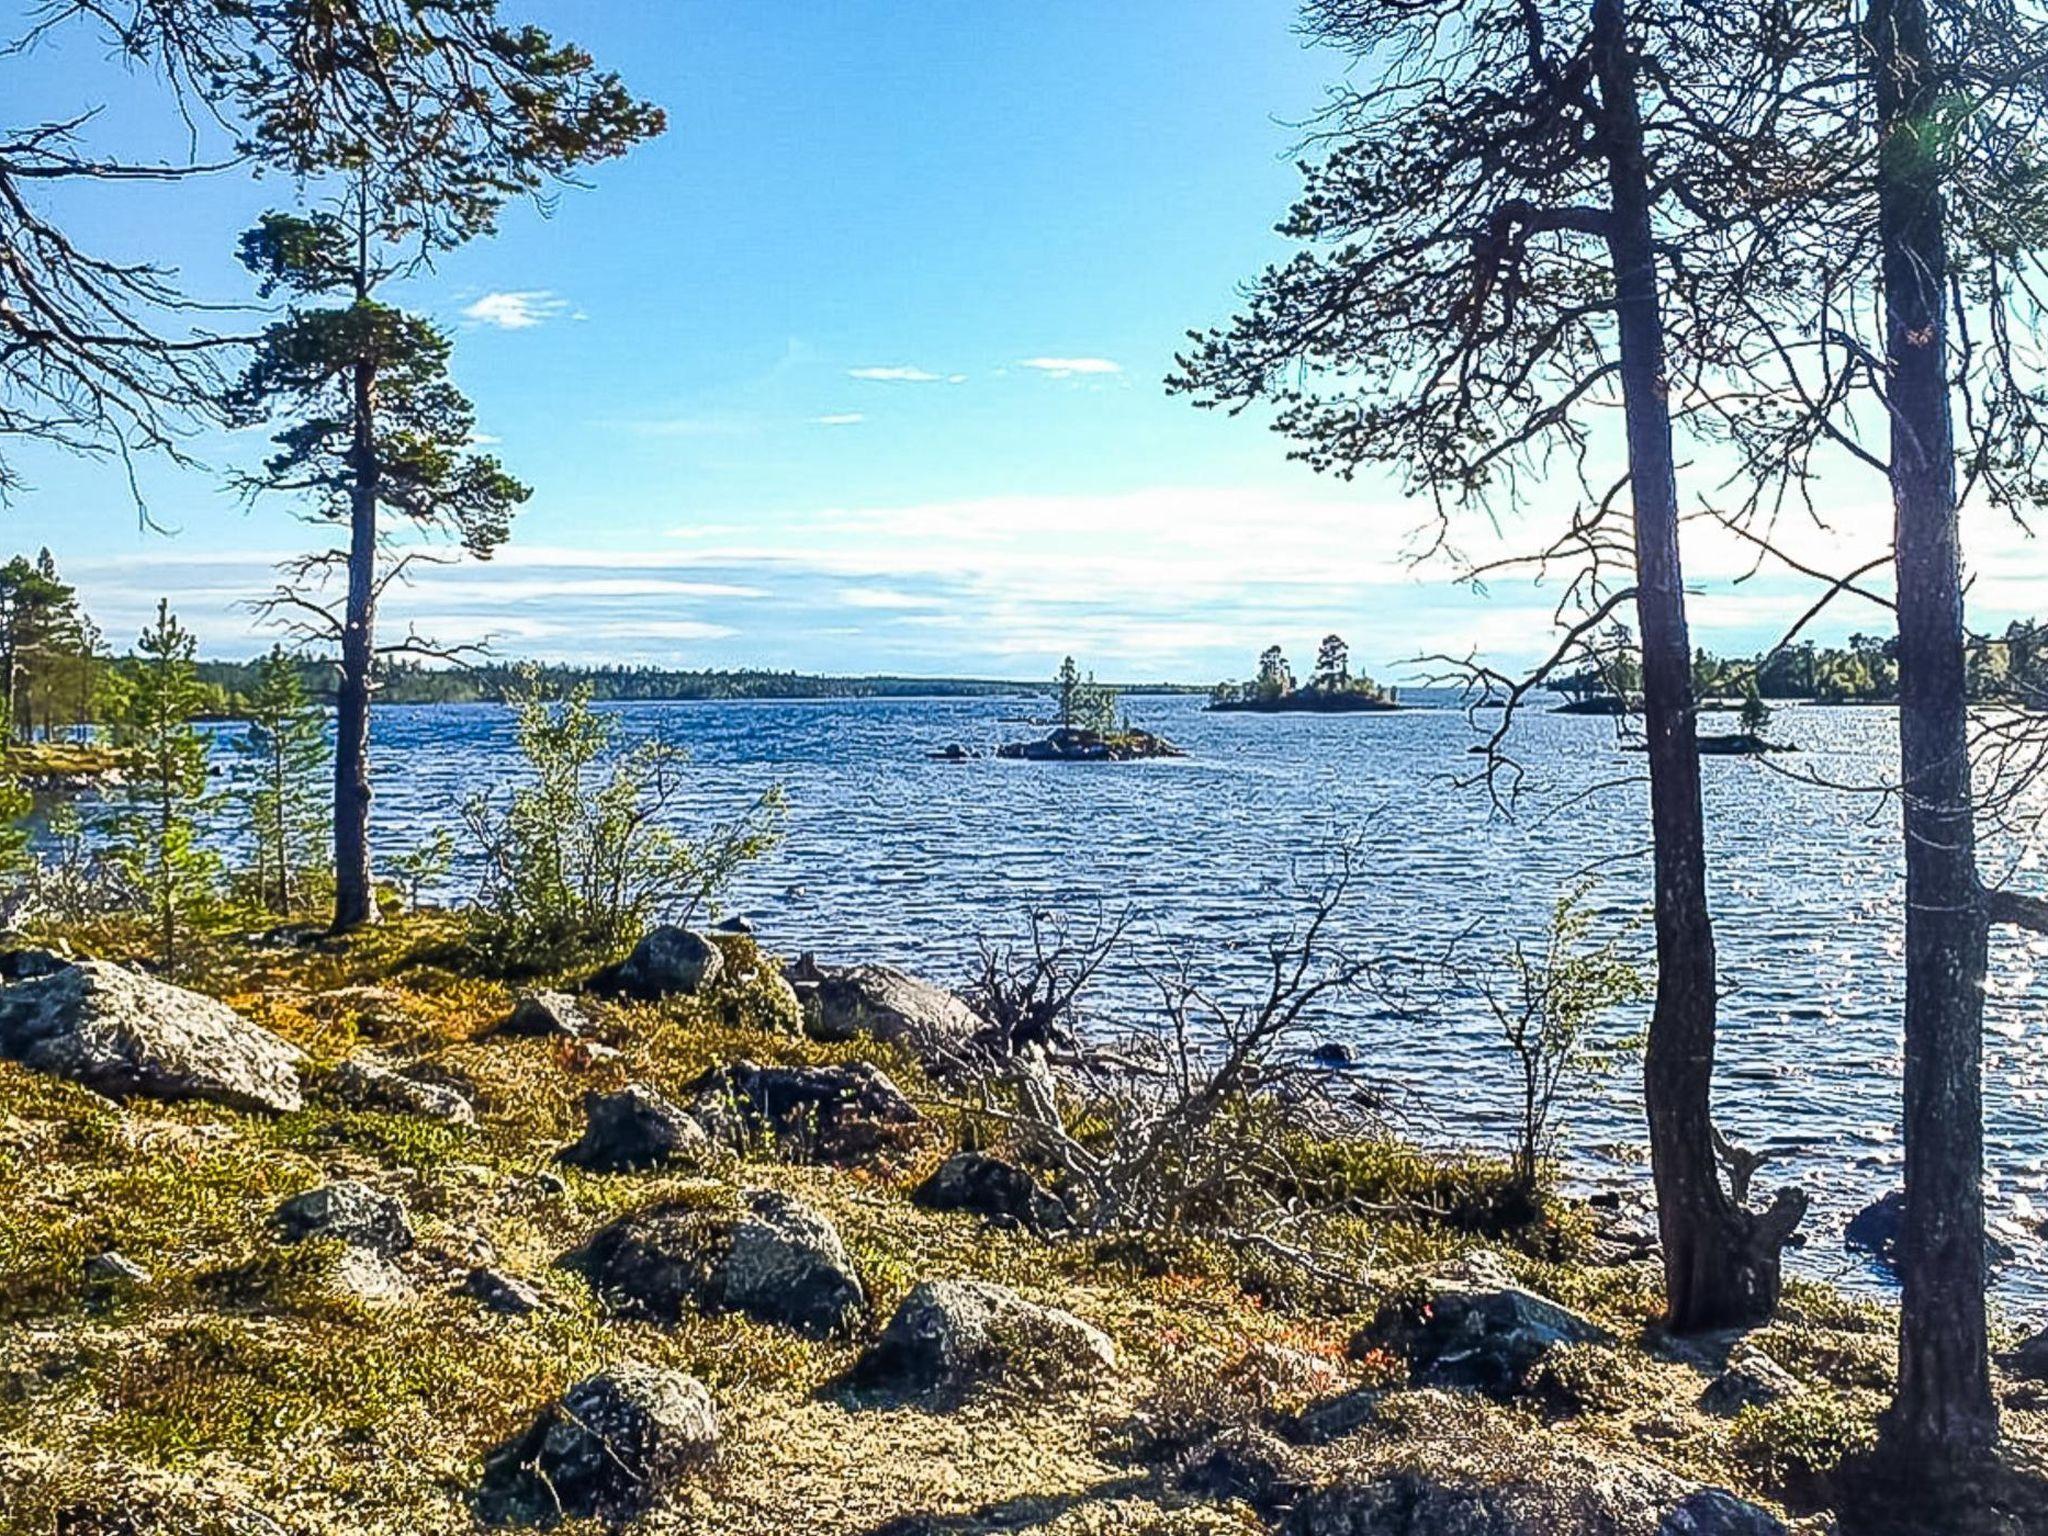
top-left (599, 926), bottom-right (724, 1001)
top-left (688, 1058), bottom-right (921, 1166)
top-left (1310, 1041), bottom-right (1357, 1068)
top-left (854, 1277), bottom-right (1116, 1397)
top-left (557, 1085), bottom-right (710, 1174)
top-left (713, 915), bottom-right (756, 936)
top-left (329, 1054), bottom-right (476, 1126)
top-left (465, 1267), bottom-right (545, 1317)
top-left (499, 989), bottom-right (593, 1039)
top-left (1361, 1279), bottom-right (1609, 1397)
top-left (913, 1151), bottom-right (1070, 1233)
top-left (1698, 1351), bottom-right (1798, 1416)
top-left (275, 1181), bottom-right (414, 1257)
top-left (83, 1250), bottom-right (151, 1286)
top-left (478, 1365), bottom-right (717, 1524)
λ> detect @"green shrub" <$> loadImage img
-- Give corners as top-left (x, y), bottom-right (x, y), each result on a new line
top-left (1732, 1392), bottom-right (1877, 1502)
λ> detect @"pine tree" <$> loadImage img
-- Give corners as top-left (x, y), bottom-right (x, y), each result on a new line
top-left (237, 646), bottom-right (328, 916)
top-left (107, 601), bottom-right (218, 970)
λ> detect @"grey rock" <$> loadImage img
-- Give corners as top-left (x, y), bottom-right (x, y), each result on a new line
top-left (913, 1151), bottom-right (1070, 1233)
top-left (1698, 1351), bottom-right (1798, 1416)
top-left (714, 915), bottom-right (756, 936)
top-left (1847, 1189), bottom-right (2013, 1274)
top-left (1176, 1425), bottom-right (1312, 1515)
top-left (1658, 1490), bottom-right (1787, 1536)
top-left (557, 1085), bottom-right (710, 1173)
top-left (0, 945), bottom-right (72, 982)
top-left (720, 1189), bottom-right (867, 1338)
top-left (1366, 1281), bottom-right (1609, 1397)
top-left (465, 1267), bottom-right (546, 1317)
top-left (688, 1058), bottom-right (921, 1165)
top-left (1999, 1324), bottom-right (2048, 1381)
top-left (84, 1249), bottom-right (151, 1285)
top-left (602, 926), bottom-right (724, 1001)
top-left (809, 963), bottom-right (982, 1066)
top-left (854, 1277), bottom-right (1116, 1397)
top-left (330, 1054), bottom-right (476, 1126)
top-left (0, 959), bottom-right (304, 1114)
top-left (1284, 1471), bottom-right (1534, 1535)
top-left (567, 1189), bottom-right (865, 1339)
top-left (499, 990), bottom-right (593, 1039)
top-left (478, 1365), bottom-right (716, 1524)
top-left (275, 1181), bottom-right (415, 1257)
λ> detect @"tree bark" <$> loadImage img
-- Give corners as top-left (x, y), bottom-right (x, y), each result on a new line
top-left (1591, 0), bottom-right (1804, 1332)
top-left (1869, 0), bottom-right (1996, 1470)
top-left (331, 354), bottom-right (380, 933)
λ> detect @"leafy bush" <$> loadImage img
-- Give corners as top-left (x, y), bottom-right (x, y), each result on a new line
top-left (461, 684), bottom-right (783, 971)
top-left (1732, 1392), bottom-right (1877, 1502)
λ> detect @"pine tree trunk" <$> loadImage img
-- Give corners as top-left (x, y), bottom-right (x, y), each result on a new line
top-left (1591, 0), bottom-right (1802, 1332)
top-left (331, 358), bottom-right (380, 933)
top-left (1869, 0), bottom-right (1996, 1471)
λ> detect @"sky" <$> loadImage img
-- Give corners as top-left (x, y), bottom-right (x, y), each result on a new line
top-left (5, 0), bottom-right (2045, 681)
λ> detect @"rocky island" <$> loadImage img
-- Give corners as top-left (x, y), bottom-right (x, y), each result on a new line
top-left (996, 657), bottom-right (1187, 761)
top-left (1208, 637), bottom-right (1401, 713)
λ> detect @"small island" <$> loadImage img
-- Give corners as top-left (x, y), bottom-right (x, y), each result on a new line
top-left (997, 659), bottom-right (1185, 761)
top-left (1207, 636), bottom-right (1400, 713)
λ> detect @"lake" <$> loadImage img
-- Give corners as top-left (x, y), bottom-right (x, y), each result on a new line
top-left (352, 692), bottom-right (2048, 1310)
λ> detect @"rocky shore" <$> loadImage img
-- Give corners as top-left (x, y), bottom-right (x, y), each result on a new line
top-left (0, 914), bottom-right (2037, 1535)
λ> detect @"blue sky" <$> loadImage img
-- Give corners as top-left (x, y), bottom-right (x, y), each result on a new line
top-left (4, 0), bottom-right (2035, 680)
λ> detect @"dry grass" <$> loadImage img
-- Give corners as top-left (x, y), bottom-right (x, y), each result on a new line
top-left (0, 915), bottom-right (2040, 1535)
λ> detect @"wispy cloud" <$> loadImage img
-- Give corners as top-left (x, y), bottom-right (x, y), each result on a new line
top-left (813, 413), bottom-right (866, 427)
top-left (1017, 356), bottom-right (1122, 378)
top-left (839, 587), bottom-right (946, 610)
top-left (461, 291), bottom-right (571, 330)
top-left (848, 365), bottom-right (942, 383)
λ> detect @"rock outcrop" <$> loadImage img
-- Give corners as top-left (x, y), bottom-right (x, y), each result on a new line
top-left (0, 959), bottom-right (304, 1113)
top-left (556, 1085), bottom-right (710, 1173)
top-left (478, 1365), bottom-right (717, 1524)
top-left (688, 1058), bottom-right (921, 1165)
top-left (567, 1189), bottom-right (865, 1338)
top-left (808, 963), bottom-right (983, 1065)
top-left (854, 1278), bottom-right (1116, 1397)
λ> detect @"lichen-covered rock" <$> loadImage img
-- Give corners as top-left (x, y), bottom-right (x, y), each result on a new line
top-left (478, 1365), bottom-right (716, 1524)
top-left (465, 1267), bottom-right (546, 1317)
top-left (329, 1054), bottom-right (476, 1126)
top-left (598, 926), bottom-right (724, 1001)
top-left (556, 1085), bottom-right (710, 1173)
top-left (688, 1058), bottom-right (921, 1165)
top-left (1698, 1351), bottom-right (1798, 1416)
top-left (566, 1189), bottom-right (864, 1338)
top-left (854, 1278), bottom-right (1116, 1397)
top-left (1362, 1281), bottom-right (1610, 1398)
top-left (275, 1181), bottom-right (415, 1257)
top-left (498, 990), bottom-right (593, 1039)
top-left (913, 1151), bottom-right (1071, 1233)
top-left (0, 959), bottom-right (304, 1113)
top-left (809, 963), bottom-right (983, 1066)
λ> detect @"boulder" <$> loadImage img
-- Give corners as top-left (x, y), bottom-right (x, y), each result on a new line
top-left (1176, 1425), bottom-right (1313, 1515)
top-left (1847, 1190), bottom-right (2013, 1274)
top-left (599, 927), bottom-right (724, 1001)
top-left (1659, 1490), bottom-right (1788, 1536)
top-left (1698, 1351), bottom-right (1798, 1416)
top-left (0, 959), bottom-right (304, 1114)
top-left (329, 1055), bottom-right (476, 1126)
top-left (498, 990), bottom-right (593, 1039)
top-left (557, 1086), bottom-right (710, 1173)
top-left (688, 1058), bottom-right (921, 1165)
top-left (465, 1267), bottom-right (546, 1317)
top-left (809, 963), bottom-right (982, 1065)
top-left (913, 1151), bottom-right (1071, 1233)
top-left (854, 1278), bottom-right (1116, 1397)
top-left (567, 1189), bottom-right (865, 1339)
top-left (1284, 1471), bottom-right (1534, 1536)
top-left (1366, 1281), bottom-right (1609, 1397)
top-left (275, 1181), bottom-right (415, 1257)
top-left (478, 1365), bottom-right (716, 1524)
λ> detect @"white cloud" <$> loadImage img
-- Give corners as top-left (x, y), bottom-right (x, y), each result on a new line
top-left (1017, 356), bottom-right (1122, 378)
top-left (461, 291), bottom-right (570, 330)
top-left (839, 587), bottom-right (945, 610)
top-left (848, 365), bottom-right (942, 383)
top-left (813, 413), bottom-right (865, 427)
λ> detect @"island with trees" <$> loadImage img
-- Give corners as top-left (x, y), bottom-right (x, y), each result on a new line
top-left (1207, 636), bottom-right (1400, 713)
top-left (993, 657), bottom-right (1185, 761)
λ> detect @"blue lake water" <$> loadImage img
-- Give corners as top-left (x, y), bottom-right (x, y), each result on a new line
top-left (350, 693), bottom-right (2048, 1311)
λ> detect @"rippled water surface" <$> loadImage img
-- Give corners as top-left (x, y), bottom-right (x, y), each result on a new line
top-left (361, 693), bottom-right (2048, 1311)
